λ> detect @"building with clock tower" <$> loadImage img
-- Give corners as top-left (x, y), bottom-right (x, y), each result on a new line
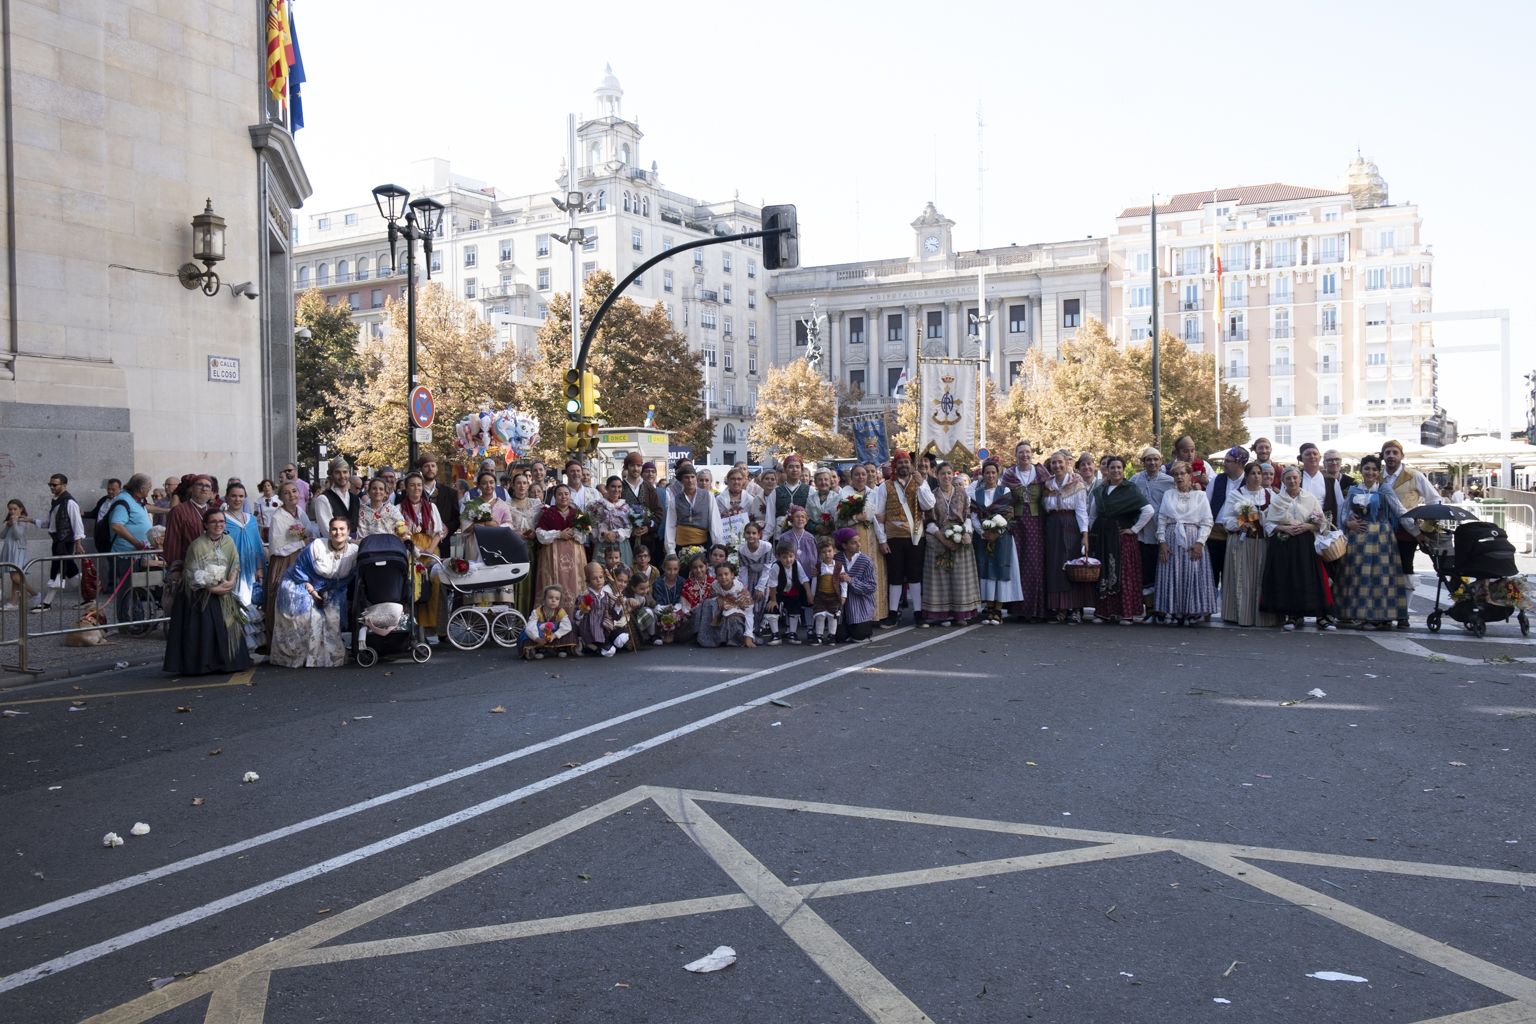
top-left (914, 203), bottom-right (954, 262)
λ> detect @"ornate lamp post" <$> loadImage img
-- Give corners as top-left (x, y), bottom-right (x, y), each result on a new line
top-left (372, 183), bottom-right (445, 469)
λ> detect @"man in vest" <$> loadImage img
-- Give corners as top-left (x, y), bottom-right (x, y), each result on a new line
top-left (875, 449), bottom-right (935, 628)
top-left (1381, 439), bottom-right (1436, 629)
top-left (311, 459), bottom-right (361, 537)
top-left (665, 463), bottom-right (722, 554)
top-left (765, 454), bottom-right (810, 540)
top-left (1205, 446), bottom-right (1248, 591)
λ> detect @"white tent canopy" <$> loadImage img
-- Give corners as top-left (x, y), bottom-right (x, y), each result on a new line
top-left (1431, 436), bottom-right (1535, 462)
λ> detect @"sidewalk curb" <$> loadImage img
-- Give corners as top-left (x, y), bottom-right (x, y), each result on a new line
top-left (1, 656), bottom-right (155, 694)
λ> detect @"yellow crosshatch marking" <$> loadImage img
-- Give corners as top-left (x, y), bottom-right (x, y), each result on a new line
top-left (86, 786), bottom-right (1536, 1024)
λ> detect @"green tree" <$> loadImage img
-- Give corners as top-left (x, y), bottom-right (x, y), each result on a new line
top-left (534, 272), bottom-right (712, 458)
top-left (1001, 319), bottom-right (1151, 457)
top-left (748, 359), bottom-right (852, 462)
top-left (294, 290), bottom-right (365, 463)
top-left (1125, 333), bottom-right (1248, 455)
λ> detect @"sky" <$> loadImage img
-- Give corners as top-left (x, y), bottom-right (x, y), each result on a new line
top-left (291, 0), bottom-right (1535, 434)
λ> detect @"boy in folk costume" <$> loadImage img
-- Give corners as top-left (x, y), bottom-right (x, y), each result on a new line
top-left (623, 571), bottom-right (660, 646)
top-left (521, 584), bottom-right (576, 660)
top-left (875, 449), bottom-right (936, 627)
top-left (810, 535), bottom-right (845, 644)
top-left (757, 539), bottom-right (811, 644)
top-left (836, 526), bottom-right (878, 642)
top-left (574, 562), bottom-right (629, 657)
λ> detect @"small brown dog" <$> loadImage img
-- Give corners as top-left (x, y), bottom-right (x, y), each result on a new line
top-left (64, 605), bottom-right (111, 647)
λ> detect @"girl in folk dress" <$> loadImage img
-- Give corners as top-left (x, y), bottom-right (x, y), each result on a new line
top-left (357, 478), bottom-right (406, 539)
top-left (971, 459), bottom-right (1021, 623)
top-left (574, 561), bottom-right (628, 657)
top-left (680, 555), bottom-right (713, 641)
top-left (735, 521), bottom-right (775, 632)
top-left (836, 527), bottom-right (878, 643)
top-left (1088, 456), bottom-right (1154, 625)
top-left (1155, 462), bottom-right (1217, 625)
top-left (836, 464), bottom-right (888, 622)
top-left (269, 516), bottom-right (356, 670)
top-left (1042, 451), bottom-right (1093, 623)
top-left (398, 472), bottom-right (447, 641)
top-left (699, 562), bottom-right (756, 648)
top-left (589, 476), bottom-right (634, 566)
top-left (503, 471), bottom-right (541, 615)
top-left (1002, 442), bottom-right (1048, 621)
top-left (652, 554), bottom-right (688, 645)
top-left (521, 584), bottom-right (576, 660)
top-left (810, 535), bottom-right (846, 644)
top-left (716, 468), bottom-right (764, 550)
top-left (1337, 454), bottom-right (1411, 629)
top-left (624, 571), bottom-right (661, 646)
top-left (920, 462), bottom-right (979, 627)
top-left (1217, 463), bottom-right (1278, 627)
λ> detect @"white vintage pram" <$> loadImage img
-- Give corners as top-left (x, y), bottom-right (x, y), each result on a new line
top-left (438, 526), bottom-right (532, 650)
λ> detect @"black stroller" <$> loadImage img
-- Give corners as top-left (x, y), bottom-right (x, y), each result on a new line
top-left (1423, 520), bottom-right (1529, 638)
top-left (353, 534), bottom-right (432, 665)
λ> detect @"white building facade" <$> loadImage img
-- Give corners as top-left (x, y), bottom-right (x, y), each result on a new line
top-left (294, 68), bottom-right (764, 463)
top-left (1, 0), bottom-right (311, 494)
top-left (1106, 158), bottom-right (1439, 446)
top-left (767, 203), bottom-right (1109, 419)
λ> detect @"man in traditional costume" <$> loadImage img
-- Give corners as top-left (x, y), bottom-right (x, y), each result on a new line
top-left (665, 464), bottom-right (723, 556)
top-left (875, 449), bottom-right (935, 628)
top-left (1380, 439), bottom-right (1437, 629)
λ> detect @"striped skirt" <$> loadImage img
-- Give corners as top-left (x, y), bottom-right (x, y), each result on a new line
top-left (1044, 511), bottom-right (1093, 613)
top-left (1155, 524), bottom-right (1217, 617)
top-left (1221, 535), bottom-right (1278, 627)
top-left (922, 534), bottom-right (981, 621)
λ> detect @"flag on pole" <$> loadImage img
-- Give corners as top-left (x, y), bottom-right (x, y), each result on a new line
top-left (266, 0), bottom-right (295, 104)
top-left (892, 367), bottom-right (910, 397)
top-left (287, 3), bottom-right (306, 132)
top-left (849, 415), bottom-right (889, 465)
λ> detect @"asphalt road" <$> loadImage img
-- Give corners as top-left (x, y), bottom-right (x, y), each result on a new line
top-left (1, 614), bottom-right (1534, 1024)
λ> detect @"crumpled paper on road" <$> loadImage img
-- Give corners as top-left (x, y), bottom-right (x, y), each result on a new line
top-left (683, 946), bottom-right (736, 973)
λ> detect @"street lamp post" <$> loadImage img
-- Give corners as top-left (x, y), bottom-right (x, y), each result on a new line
top-left (372, 184), bottom-right (445, 471)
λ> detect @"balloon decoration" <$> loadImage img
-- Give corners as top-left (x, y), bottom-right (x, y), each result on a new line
top-left (452, 403), bottom-right (540, 464)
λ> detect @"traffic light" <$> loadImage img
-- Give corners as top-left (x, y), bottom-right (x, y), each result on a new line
top-left (762, 204), bottom-right (799, 270)
top-left (578, 421), bottom-right (600, 453)
top-left (580, 371), bottom-right (604, 421)
top-left (563, 420), bottom-right (582, 452)
top-left (564, 367), bottom-right (583, 418)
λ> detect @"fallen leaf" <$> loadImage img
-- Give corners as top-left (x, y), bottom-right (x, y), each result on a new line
top-left (577, 873), bottom-right (591, 881)
top-left (490, 705), bottom-right (507, 714)
top-left (562, 761), bottom-right (582, 769)
top-left (175, 706), bottom-right (191, 714)
top-left (317, 908), bottom-right (331, 914)
top-left (769, 698), bottom-right (793, 708)
top-left (191, 797), bottom-right (204, 806)
top-left (1448, 761), bottom-right (1468, 767)
top-left (208, 748), bottom-right (222, 756)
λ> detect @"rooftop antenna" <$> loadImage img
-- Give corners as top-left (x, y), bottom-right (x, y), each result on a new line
top-left (931, 132), bottom-right (939, 203)
top-left (976, 102), bottom-right (985, 250)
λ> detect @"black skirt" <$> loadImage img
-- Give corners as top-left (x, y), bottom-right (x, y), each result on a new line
top-left (1260, 535), bottom-right (1329, 617)
top-left (164, 591), bottom-right (251, 676)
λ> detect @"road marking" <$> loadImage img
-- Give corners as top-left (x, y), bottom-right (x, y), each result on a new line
top-left (0, 631), bottom-right (910, 934)
top-left (5, 628), bottom-right (976, 996)
top-left (1368, 635), bottom-right (1536, 665)
top-left (656, 790), bottom-right (932, 1023)
top-left (1471, 706), bottom-right (1536, 716)
top-left (0, 677), bottom-right (256, 706)
top-left (80, 785), bottom-right (1536, 1024)
top-left (1214, 699), bottom-right (1384, 711)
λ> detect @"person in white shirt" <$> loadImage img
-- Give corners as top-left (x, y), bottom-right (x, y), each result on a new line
top-left (1155, 461), bottom-right (1217, 625)
top-left (1297, 442), bottom-right (1327, 503)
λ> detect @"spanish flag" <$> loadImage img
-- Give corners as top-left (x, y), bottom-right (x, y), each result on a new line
top-left (266, 0), bottom-right (295, 103)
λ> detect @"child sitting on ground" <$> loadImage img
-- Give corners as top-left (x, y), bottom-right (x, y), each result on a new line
top-left (574, 561), bottom-right (629, 657)
top-left (521, 584), bottom-right (575, 660)
top-left (624, 571), bottom-right (660, 646)
top-left (652, 553), bottom-right (686, 644)
top-left (701, 562), bottom-right (755, 648)
top-left (757, 539), bottom-right (811, 645)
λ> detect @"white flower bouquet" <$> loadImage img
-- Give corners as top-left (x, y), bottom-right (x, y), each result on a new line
top-left (981, 514), bottom-right (1008, 533)
top-left (943, 523), bottom-right (968, 544)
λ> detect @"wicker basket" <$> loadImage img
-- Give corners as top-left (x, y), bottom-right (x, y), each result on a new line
top-left (1318, 534), bottom-right (1348, 562)
top-left (1064, 561), bottom-right (1102, 584)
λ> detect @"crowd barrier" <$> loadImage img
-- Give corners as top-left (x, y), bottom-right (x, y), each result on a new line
top-left (0, 549), bottom-right (168, 675)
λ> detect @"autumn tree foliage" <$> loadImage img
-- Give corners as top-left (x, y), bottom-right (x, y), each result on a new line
top-left (294, 290), bottom-right (365, 464)
top-left (748, 359), bottom-right (852, 462)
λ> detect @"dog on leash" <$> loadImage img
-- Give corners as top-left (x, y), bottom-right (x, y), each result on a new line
top-left (64, 605), bottom-right (112, 647)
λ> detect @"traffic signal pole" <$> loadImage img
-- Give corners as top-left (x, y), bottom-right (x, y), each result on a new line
top-left (574, 220), bottom-right (794, 373)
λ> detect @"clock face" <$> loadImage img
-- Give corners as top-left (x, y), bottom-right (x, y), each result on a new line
top-left (923, 234), bottom-right (940, 254)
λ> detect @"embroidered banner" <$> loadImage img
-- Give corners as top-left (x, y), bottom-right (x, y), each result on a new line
top-left (918, 358), bottom-right (977, 461)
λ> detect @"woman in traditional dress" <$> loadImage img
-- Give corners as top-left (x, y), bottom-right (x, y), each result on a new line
top-left (357, 477), bottom-right (406, 539)
top-left (1262, 466), bottom-right (1334, 631)
top-left (1043, 450), bottom-right (1092, 623)
top-left (398, 471), bottom-right (446, 641)
top-left (504, 471), bottom-right (541, 614)
top-left (1075, 452), bottom-right (1099, 492)
top-left (1002, 441), bottom-right (1047, 622)
top-left (805, 468), bottom-right (841, 539)
top-left (919, 462), bottom-right (979, 627)
top-left (1088, 456), bottom-right (1154, 625)
top-left (836, 463), bottom-right (887, 623)
top-left (836, 527), bottom-right (877, 642)
top-left (665, 464), bottom-right (723, 559)
top-left (221, 483), bottom-right (266, 653)
top-left (1337, 454), bottom-right (1411, 630)
top-left (970, 459), bottom-right (1021, 623)
top-left (765, 455), bottom-right (810, 538)
top-left (1217, 462), bottom-right (1278, 628)
top-left (163, 507), bottom-right (251, 675)
top-left (716, 467), bottom-right (763, 551)
top-left (269, 516), bottom-right (359, 668)
top-left (460, 471), bottom-right (511, 561)
top-left (589, 476), bottom-right (634, 566)
top-left (535, 484), bottom-right (589, 612)
top-left (263, 481), bottom-right (313, 650)
top-left (1155, 462), bottom-right (1217, 626)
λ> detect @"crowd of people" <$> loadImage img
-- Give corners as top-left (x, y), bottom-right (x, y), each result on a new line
top-left (4, 433), bottom-right (1451, 675)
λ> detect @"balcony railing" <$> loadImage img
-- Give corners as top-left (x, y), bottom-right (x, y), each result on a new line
top-left (1226, 365), bottom-right (1249, 379)
top-left (1181, 300), bottom-right (1201, 311)
top-left (1269, 362), bottom-right (1295, 376)
top-left (1226, 329), bottom-right (1249, 341)
top-left (1271, 326), bottom-right (1294, 339)
top-left (1320, 325), bottom-right (1340, 336)
top-left (1272, 402), bottom-right (1294, 416)
top-left (696, 288), bottom-right (719, 302)
top-left (1317, 361), bottom-right (1340, 375)
top-left (1180, 331), bottom-right (1203, 345)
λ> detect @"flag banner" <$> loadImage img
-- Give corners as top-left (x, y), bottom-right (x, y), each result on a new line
top-left (266, 0), bottom-right (294, 103)
top-left (287, 3), bottom-right (307, 132)
top-left (892, 367), bottom-right (909, 397)
top-left (918, 358), bottom-right (978, 461)
top-left (848, 414), bottom-right (889, 465)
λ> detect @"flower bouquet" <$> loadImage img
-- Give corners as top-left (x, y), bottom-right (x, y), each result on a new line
top-left (287, 522), bottom-right (308, 541)
top-left (980, 513), bottom-right (1008, 552)
top-left (1488, 577), bottom-right (1533, 610)
top-left (572, 511), bottom-right (595, 533)
top-left (936, 522), bottom-right (969, 569)
top-left (449, 557), bottom-right (470, 575)
top-left (464, 502), bottom-right (493, 526)
top-left (541, 619), bottom-right (556, 638)
top-left (1235, 501), bottom-right (1262, 536)
top-left (677, 544), bottom-right (705, 565)
top-left (657, 606), bottom-right (678, 634)
top-left (393, 520), bottom-right (410, 538)
top-left (628, 506), bottom-right (653, 533)
top-left (726, 550), bottom-right (740, 568)
top-left (579, 593), bottom-right (595, 614)
top-left (775, 515), bottom-right (791, 535)
top-left (813, 510), bottom-right (836, 537)
top-left (835, 493), bottom-right (866, 526)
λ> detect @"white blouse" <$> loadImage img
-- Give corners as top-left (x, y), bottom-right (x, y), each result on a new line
top-left (1088, 485), bottom-right (1155, 535)
top-left (1156, 489), bottom-right (1213, 544)
top-left (1043, 477), bottom-right (1090, 532)
top-left (1218, 485), bottom-right (1272, 543)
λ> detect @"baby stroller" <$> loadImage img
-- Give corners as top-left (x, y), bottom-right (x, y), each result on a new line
top-left (353, 534), bottom-right (432, 666)
top-left (438, 526), bottom-right (531, 651)
top-left (1423, 519), bottom-right (1530, 638)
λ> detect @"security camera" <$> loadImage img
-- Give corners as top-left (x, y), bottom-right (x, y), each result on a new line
top-left (230, 281), bottom-right (258, 300)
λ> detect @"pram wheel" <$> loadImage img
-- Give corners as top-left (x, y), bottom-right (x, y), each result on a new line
top-left (411, 643), bottom-right (432, 663)
top-left (490, 609), bottom-right (527, 649)
top-left (1426, 611), bottom-right (1441, 633)
top-left (355, 647), bottom-right (379, 668)
top-left (1520, 612), bottom-right (1530, 637)
top-left (447, 606), bottom-right (490, 650)
top-left (1467, 613), bottom-right (1486, 638)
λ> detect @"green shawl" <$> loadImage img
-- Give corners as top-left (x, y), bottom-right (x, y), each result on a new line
top-left (182, 534), bottom-right (243, 657)
top-left (1090, 482), bottom-right (1150, 600)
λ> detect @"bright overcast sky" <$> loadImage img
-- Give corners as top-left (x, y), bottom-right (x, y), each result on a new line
top-left (292, 0), bottom-right (1534, 434)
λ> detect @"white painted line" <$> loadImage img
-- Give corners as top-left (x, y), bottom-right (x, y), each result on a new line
top-left (1369, 635), bottom-right (1536, 665)
top-left (1214, 699), bottom-right (1384, 712)
top-left (0, 632), bottom-right (907, 934)
top-left (1471, 706), bottom-right (1536, 716)
top-left (0, 628), bottom-right (973, 995)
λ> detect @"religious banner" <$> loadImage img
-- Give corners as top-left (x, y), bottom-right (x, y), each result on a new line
top-left (848, 414), bottom-right (889, 466)
top-left (918, 358), bottom-right (978, 463)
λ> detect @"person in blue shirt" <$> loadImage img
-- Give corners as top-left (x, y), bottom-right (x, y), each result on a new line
top-left (102, 473), bottom-right (154, 623)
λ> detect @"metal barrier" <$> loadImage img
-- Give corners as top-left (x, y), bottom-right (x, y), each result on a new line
top-left (1457, 502), bottom-right (1535, 555)
top-left (1, 549), bottom-right (168, 674)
